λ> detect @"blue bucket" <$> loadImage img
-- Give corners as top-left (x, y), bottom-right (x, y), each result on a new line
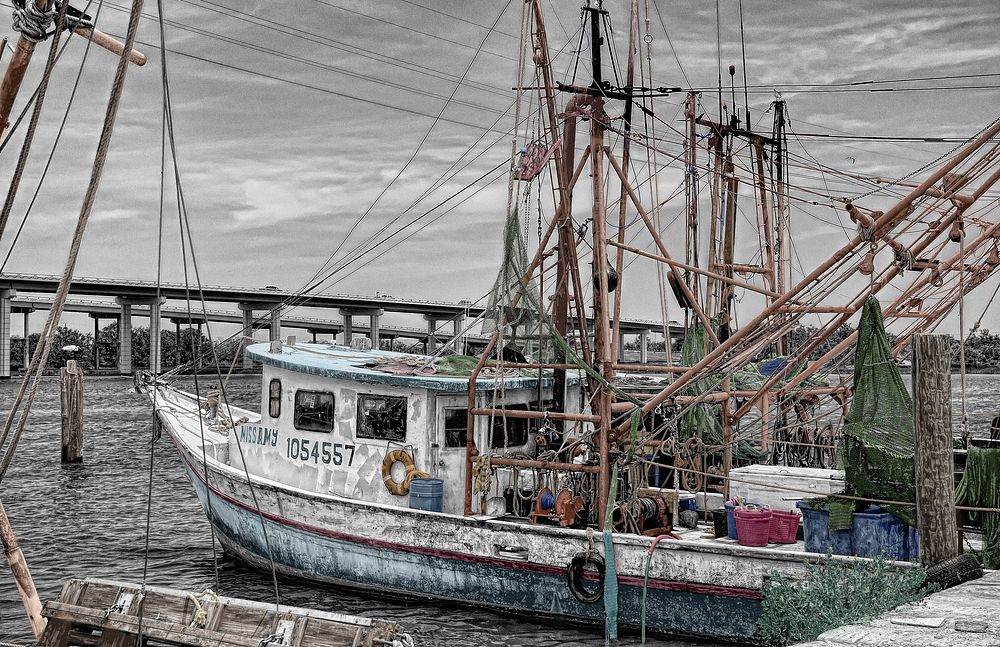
top-left (409, 477), bottom-right (444, 513)
top-left (724, 501), bottom-right (757, 540)
top-left (906, 525), bottom-right (920, 562)
top-left (797, 501), bottom-right (852, 555)
top-left (851, 507), bottom-right (907, 560)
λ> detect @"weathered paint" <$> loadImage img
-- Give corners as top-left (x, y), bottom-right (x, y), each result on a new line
top-left (176, 444), bottom-right (763, 641)
top-left (237, 350), bottom-right (574, 514)
top-left (155, 385), bottom-right (858, 643)
top-left (245, 342), bottom-right (569, 393)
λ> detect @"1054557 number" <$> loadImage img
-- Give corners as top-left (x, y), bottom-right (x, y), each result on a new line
top-left (286, 438), bottom-right (355, 466)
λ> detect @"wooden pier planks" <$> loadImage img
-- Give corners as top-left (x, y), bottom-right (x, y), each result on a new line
top-left (39, 578), bottom-right (405, 647)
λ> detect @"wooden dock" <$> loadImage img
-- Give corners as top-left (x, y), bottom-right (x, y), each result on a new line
top-left (796, 570), bottom-right (1000, 646)
top-left (38, 578), bottom-right (410, 647)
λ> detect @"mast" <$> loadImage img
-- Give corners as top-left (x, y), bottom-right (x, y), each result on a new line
top-left (0, 0), bottom-right (146, 137)
top-left (581, 0), bottom-right (613, 528)
top-left (609, 0), bottom-right (638, 366)
top-left (772, 100), bottom-right (788, 354)
top-left (684, 91), bottom-right (699, 305)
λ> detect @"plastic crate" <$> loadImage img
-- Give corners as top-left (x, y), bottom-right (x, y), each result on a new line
top-left (769, 509), bottom-right (801, 544)
top-left (734, 507), bottom-right (772, 547)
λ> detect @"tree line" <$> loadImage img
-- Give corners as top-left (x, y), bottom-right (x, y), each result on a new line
top-left (621, 324), bottom-right (1000, 370)
top-left (11, 323), bottom-right (240, 372)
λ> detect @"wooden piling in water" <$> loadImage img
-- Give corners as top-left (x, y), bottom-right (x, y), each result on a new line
top-left (60, 360), bottom-right (83, 464)
top-left (912, 334), bottom-right (960, 566)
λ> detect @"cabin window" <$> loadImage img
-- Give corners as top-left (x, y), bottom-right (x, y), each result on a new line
top-left (490, 404), bottom-right (530, 449)
top-left (293, 390), bottom-right (335, 433)
top-left (443, 408), bottom-right (467, 448)
top-left (357, 394), bottom-right (407, 441)
top-left (268, 379), bottom-right (281, 418)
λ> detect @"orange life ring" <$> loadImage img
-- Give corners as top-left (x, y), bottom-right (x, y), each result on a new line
top-left (381, 449), bottom-right (429, 496)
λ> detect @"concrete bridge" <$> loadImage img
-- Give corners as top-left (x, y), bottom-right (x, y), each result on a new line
top-left (0, 273), bottom-right (683, 376)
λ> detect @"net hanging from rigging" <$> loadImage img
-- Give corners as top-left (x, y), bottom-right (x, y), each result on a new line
top-left (839, 296), bottom-right (916, 525)
top-left (482, 206), bottom-right (556, 362)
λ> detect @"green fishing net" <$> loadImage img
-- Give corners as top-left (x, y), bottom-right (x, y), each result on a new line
top-left (678, 324), bottom-right (723, 443)
top-left (677, 324), bottom-right (767, 461)
top-left (839, 296), bottom-right (916, 525)
top-left (956, 447), bottom-right (1000, 568)
top-left (482, 206), bottom-right (556, 362)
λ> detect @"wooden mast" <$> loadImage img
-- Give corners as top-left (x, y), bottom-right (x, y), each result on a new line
top-left (0, 0), bottom-right (146, 138)
top-left (580, 0), bottom-right (613, 528)
top-left (609, 0), bottom-right (639, 366)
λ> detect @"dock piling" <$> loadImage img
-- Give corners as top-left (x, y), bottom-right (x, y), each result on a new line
top-left (60, 359), bottom-right (83, 464)
top-left (912, 334), bottom-right (960, 565)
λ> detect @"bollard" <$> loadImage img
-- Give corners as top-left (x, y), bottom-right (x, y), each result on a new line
top-left (60, 359), bottom-right (83, 463)
top-left (912, 334), bottom-right (960, 565)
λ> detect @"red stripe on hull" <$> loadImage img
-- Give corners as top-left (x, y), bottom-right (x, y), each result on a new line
top-left (169, 431), bottom-right (764, 601)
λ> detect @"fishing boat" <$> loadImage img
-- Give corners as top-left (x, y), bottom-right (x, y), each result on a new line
top-left (12, 0), bottom-right (992, 642)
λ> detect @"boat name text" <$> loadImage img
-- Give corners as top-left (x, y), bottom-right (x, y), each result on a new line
top-left (239, 425), bottom-right (278, 447)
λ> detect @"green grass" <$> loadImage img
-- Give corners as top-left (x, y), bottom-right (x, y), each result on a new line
top-left (757, 556), bottom-right (936, 646)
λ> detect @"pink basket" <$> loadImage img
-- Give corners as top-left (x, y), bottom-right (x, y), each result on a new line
top-left (769, 509), bottom-right (801, 544)
top-left (734, 507), bottom-right (772, 547)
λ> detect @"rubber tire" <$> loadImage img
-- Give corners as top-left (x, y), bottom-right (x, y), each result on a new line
top-left (566, 552), bottom-right (605, 604)
top-left (925, 553), bottom-right (983, 590)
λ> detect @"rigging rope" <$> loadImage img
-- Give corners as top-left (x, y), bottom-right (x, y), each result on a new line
top-left (0, 0), bottom-right (104, 273)
top-left (0, 0), bottom-right (143, 482)
top-left (0, 0), bottom-right (70, 243)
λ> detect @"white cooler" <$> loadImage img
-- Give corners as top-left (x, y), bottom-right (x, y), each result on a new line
top-left (728, 465), bottom-right (845, 512)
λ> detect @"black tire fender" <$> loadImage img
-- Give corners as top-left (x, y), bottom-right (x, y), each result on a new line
top-left (566, 551), bottom-right (605, 604)
top-left (925, 553), bottom-right (983, 590)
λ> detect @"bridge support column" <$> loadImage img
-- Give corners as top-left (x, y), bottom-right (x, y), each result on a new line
top-left (425, 317), bottom-right (437, 354)
top-left (149, 298), bottom-right (162, 374)
top-left (89, 313), bottom-right (115, 370)
top-left (639, 329), bottom-right (649, 364)
top-left (93, 314), bottom-right (99, 369)
top-left (342, 314), bottom-right (353, 345)
top-left (370, 312), bottom-right (381, 349)
top-left (269, 306), bottom-right (281, 342)
top-left (452, 317), bottom-right (465, 355)
top-left (0, 289), bottom-right (14, 379)
top-left (116, 299), bottom-right (133, 375)
top-left (174, 319), bottom-right (182, 366)
top-left (238, 303), bottom-right (256, 368)
top-left (22, 310), bottom-right (29, 371)
top-left (116, 296), bottom-right (164, 374)
top-left (340, 308), bottom-right (383, 348)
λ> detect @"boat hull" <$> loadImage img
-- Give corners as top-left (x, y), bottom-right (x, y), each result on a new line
top-left (176, 452), bottom-right (762, 641)
top-left (153, 387), bottom-right (825, 644)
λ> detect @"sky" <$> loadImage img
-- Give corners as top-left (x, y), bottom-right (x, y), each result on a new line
top-left (1, 0), bottom-right (999, 338)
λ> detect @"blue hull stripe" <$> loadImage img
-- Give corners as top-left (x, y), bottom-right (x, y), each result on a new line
top-left (177, 451), bottom-right (762, 641)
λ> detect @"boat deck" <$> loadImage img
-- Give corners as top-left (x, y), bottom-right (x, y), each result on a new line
top-left (671, 519), bottom-right (808, 553)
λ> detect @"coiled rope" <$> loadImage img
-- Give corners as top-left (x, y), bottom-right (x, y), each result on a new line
top-left (11, 0), bottom-right (56, 43)
top-left (10, 0), bottom-right (92, 42)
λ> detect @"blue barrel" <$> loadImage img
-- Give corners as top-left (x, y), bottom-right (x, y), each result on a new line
top-left (906, 525), bottom-right (920, 562)
top-left (724, 502), bottom-right (739, 539)
top-left (409, 477), bottom-right (444, 512)
top-left (724, 501), bottom-right (758, 540)
top-left (851, 507), bottom-right (906, 560)
top-left (797, 501), bottom-right (852, 555)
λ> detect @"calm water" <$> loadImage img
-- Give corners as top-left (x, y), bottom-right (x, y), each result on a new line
top-left (0, 373), bottom-right (996, 645)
